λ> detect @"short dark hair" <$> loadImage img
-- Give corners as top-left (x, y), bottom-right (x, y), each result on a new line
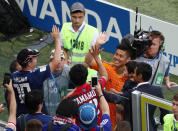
top-left (136, 62), bottom-right (152, 82)
top-left (9, 60), bottom-right (18, 73)
top-left (56, 98), bottom-right (79, 118)
top-left (149, 30), bottom-right (165, 44)
top-left (116, 42), bottom-right (135, 60)
top-left (173, 94), bottom-right (178, 101)
top-left (69, 64), bottom-right (88, 86)
top-left (26, 119), bottom-right (43, 131)
top-left (25, 90), bottom-right (44, 114)
top-left (125, 61), bottom-right (138, 74)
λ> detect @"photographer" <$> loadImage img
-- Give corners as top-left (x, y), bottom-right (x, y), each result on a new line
top-left (135, 31), bottom-right (176, 88)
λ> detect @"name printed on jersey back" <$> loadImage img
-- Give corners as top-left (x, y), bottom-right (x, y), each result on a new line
top-left (73, 90), bottom-right (96, 105)
top-left (13, 76), bottom-right (28, 82)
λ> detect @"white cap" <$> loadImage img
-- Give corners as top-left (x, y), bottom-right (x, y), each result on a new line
top-left (50, 49), bottom-right (65, 59)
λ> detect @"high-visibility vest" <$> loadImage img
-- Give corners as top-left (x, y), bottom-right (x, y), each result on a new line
top-left (164, 114), bottom-right (178, 131)
top-left (62, 22), bottom-right (98, 81)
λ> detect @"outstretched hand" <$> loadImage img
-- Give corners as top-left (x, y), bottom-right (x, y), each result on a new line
top-left (96, 31), bottom-right (107, 45)
top-left (166, 81), bottom-right (177, 89)
top-left (89, 45), bottom-right (103, 58)
top-left (51, 25), bottom-right (60, 40)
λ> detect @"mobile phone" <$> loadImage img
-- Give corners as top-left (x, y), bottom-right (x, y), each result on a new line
top-left (3, 73), bottom-right (11, 85)
top-left (91, 76), bottom-right (98, 88)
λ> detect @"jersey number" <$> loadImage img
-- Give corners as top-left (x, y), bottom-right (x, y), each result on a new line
top-left (89, 98), bottom-right (100, 114)
top-left (13, 83), bottom-right (31, 104)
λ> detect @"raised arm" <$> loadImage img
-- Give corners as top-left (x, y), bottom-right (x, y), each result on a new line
top-left (90, 45), bottom-right (108, 81)
top-left (96, 83), bottom-right (110, 115)
top-left (50, 25), bottom-right (61, 73)
top-left (84, 32), bottom-right (107, 67)
top-left (4, 81), bottom-right (17, 130)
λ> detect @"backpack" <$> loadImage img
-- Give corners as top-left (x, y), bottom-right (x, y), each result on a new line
top-left (19, 114), bottom-right (27, 131)
top-left (0, 0), bottom-right (30, 38)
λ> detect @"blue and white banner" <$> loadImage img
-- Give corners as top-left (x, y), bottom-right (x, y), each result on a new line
top-left (16, 0), bottom-right (178, 75)
top-left (16, 0), bottom-right (130, 54)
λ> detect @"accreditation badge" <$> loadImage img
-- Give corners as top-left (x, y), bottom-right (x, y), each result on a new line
top-left (155, 73), bottom-right (164, 86)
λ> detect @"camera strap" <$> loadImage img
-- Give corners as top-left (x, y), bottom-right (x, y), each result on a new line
top-left (50, 73), bottom-right (61, 96)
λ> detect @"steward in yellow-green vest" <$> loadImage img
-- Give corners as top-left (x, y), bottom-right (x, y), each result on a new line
top-left (164, 114), bottom-right (178, 131)
top-left (61, 22), bottom-right (99, 81)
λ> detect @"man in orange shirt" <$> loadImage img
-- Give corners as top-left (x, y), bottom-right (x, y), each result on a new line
top-left (84, 33), bottom-right (135, 129)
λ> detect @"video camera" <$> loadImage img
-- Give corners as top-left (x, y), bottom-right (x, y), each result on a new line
top-left (124, 7), bottom-right (152, 58)
top-left (133, 31), bottom-right (152, 58)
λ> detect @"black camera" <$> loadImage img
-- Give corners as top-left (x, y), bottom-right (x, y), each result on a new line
top-left (129, 7), bottom-right (153, 58)
top-left (124, 30), bottom-right (152, 58)
top-left (3, 73), bottom-right (11, 85)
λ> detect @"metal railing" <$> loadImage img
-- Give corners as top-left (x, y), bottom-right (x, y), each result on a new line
top-left (132, 90), bottom-right (172, 131)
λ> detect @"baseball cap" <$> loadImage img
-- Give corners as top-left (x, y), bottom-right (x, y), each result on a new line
top-left (50, 49), bottom-right (65, 59)
top-left (70, 2), bottom-right (85, 13)
top-left (79, 103), bottom-right (97, 130)
top-left (17, 48), bottom-right (40, 66)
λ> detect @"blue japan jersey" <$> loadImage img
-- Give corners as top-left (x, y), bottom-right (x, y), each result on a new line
top-left (16, 113), bottom-right (52, 131)
top-left (5, 128), bottom-right (14, 131)
top-left (42, 124), bottom-right (81, 131)
top-left (11, 65), bottom-right (51, 116)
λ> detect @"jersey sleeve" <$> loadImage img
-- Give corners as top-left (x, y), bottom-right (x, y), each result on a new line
top-left (99, 114), bottom-right (111, 131)
top-left (90, 60), bottom-right (109, 72)
top-left (164, 64), bottom-right (170, 77)
top-left (90, 61), bottom-right (99, 71)
top-left (31, 65), bottom-right (51, 86)
top-left (5, 128), bottom-right (14, 131)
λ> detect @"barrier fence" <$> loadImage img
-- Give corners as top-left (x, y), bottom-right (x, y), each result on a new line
top-left (132, 90), bottom-right (172, 131)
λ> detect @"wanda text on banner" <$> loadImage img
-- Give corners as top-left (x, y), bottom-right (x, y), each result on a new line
top-left (15, 0), bottom-right (130, 54)
top-left (15, 0), bottom-right (178, 75)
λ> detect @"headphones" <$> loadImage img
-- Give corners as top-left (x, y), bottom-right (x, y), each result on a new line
top-left (159, 40), bottom-right (165, 52)
top-left (149, 30), bottom-right (165, 52)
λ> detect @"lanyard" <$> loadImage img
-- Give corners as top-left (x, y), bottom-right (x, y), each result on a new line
top-left (50, 73), bottom-right (61, 94)
top-left (72, 25), bottom-right (85, 48)
top-left (173, 120), bottom-right (177, 131)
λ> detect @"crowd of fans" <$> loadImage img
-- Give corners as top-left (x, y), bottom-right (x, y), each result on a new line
top-left (0, 2), bottom-right (177, 131)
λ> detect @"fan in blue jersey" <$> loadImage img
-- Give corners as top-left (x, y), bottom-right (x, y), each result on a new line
top-left (11, 25), bottom-right (62, 117)
top-left (16, 90), bottom-right (52, 131)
